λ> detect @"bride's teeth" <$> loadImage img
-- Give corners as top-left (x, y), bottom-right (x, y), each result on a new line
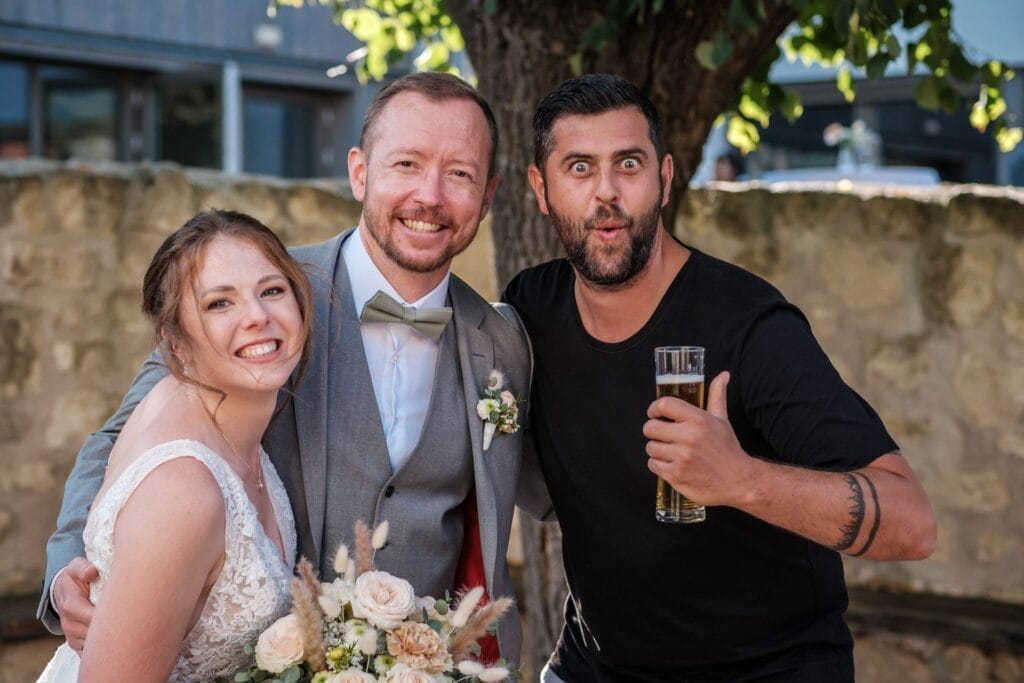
top-left (238, 341), bottom-right (278, 359)
top-left (404, 219), bottom-right (442, 233)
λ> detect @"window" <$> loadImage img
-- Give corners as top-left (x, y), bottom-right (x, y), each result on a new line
top-left (0, 60), bottom-right (31, 158)
top-left (243, 91), bottom-right (316, 178)
top-left (155, 80), bottom-right (220, 169)
top-left (41, 66), bottom-right (119, 162)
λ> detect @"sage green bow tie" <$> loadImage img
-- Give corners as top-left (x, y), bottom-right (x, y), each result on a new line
top-left (358, 290), bottom-right (453, 339)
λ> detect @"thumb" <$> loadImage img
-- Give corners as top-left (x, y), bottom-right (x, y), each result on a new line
top-left (81, 562), bottom-right (99, 582)
top-left (706, 371), bottom-right (730, 419)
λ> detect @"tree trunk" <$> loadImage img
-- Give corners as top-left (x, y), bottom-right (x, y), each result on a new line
top-left (446, 1), bottom-right (798, 674)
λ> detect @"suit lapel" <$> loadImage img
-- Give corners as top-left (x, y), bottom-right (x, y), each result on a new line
top-left (450, 277), bottom-right (501, 593)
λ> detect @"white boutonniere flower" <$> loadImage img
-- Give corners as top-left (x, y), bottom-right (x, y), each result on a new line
top-left (476, 369), bottom-right (520, 451)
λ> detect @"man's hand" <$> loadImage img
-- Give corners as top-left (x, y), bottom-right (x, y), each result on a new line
top-left (643, 371), bottom-right (752, 507)
top-left (53, 556), bottom-right (98, 652)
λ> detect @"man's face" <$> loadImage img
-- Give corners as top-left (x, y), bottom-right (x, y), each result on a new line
top-left (348, 91), bottom-right (499, 279)
top-left (528, 106), bottom-right (672, 287)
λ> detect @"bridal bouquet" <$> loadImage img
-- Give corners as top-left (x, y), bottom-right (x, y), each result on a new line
top-left (228, 521), bottom-right (516, 683)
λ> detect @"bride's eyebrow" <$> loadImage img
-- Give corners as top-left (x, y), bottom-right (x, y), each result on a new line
top-left (200, 274), bottom-right (284, 297)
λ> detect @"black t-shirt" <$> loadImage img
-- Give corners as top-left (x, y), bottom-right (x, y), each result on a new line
top-left (503, 247), bottom-right (898, 681)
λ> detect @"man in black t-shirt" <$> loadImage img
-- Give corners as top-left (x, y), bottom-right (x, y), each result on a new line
top-left (505, 74), bottom-right (937, 682)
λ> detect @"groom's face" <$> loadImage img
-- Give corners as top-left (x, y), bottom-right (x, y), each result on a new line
top-left (348, 91), bottom-right (499, 277)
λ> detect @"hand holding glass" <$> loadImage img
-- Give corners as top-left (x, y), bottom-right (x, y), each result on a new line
top-left (654, 346), bottom-right (706, 523)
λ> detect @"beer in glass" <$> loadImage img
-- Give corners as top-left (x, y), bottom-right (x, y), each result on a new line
top-left (654, 346), bottom-right (706, 523)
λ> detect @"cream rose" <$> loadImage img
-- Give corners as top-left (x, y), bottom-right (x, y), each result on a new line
top-left (254, 614), bottom-right (304, 673)
top-left (383, 663), bottom-right (447, 683)
top-left (351, 571), bottom-right (417, 630)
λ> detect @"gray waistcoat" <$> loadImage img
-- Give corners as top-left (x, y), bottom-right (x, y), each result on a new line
top-left (321, 319), bottom-right (474, 597)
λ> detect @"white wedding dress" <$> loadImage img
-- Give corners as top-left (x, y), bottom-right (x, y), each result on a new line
top-left (37, 439), bottom-right (297, 682)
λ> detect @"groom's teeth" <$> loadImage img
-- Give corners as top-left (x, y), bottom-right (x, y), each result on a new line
top-left (404, 219), bottom-right (443, 233)
top-left (237, 341), bottom-right (278, 359)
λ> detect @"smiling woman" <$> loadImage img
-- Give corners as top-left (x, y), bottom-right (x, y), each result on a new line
top-left (36, 210), bottom-right (316, 682)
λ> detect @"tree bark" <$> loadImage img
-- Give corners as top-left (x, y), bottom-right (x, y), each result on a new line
top-left (445, 1), bottom-right (798, 674)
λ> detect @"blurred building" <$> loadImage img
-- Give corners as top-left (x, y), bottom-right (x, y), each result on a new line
top-left (695, 0), bottom-right (1024, 187)
top-left (0, 0), bottom-right (377, 178)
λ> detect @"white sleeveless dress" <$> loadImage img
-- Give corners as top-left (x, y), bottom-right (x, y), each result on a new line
top-left (37, 439), bottom-right (297, 682)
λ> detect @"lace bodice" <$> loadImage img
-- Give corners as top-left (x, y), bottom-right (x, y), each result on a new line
top-left (83, 439), bottom-right (296, 681)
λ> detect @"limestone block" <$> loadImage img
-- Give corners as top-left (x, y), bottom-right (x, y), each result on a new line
top-left (937, 470), bottom-right (1010, 514)
top-left (953, 350), bottom-right (1024, 428)
top-left (771, 190), bottom-right (864, 235)
top-left (997, 432), bottom-right (1024, 459)
top-left (50, 172), bottom-right (125, 237)
top-left (285, 185), bottom-right (359, 242)
top-left (0, 410), bottom-right (27, 442)
top-left (0, 507), bottom-right (11, 541)
top-left (128, 166), bottom-right (196, 236)
top-left (0, 461), bottom-right (56, 493)
top-left (944, 643), bottom-right (991, 682)
top-left (819, 239), bottom-right (908, 311)
top-left (949, 190), bottom-right (1024, 236)
top-left (852, 633), bottom-right (933, 683)
top-left (0, 240), bottom-right (103, 291)
top-left (947, 246), bottom-right (997, 327)
top-left (974, 530), bottom-right (1016, 563)
top-left (861, 195), bottom-right (940, 239)
top-left (9, 176), bottom-right (48, 233)
top-left (0, 304), bottom-right (39, 399)
top-left (0, 635), bottom-right (63, 683)
top-left (225, 181), bottom-right (285, 227)
top-left (865, 337), bottom-right (930, 392)
top-left (993, 653), bottom-right (1023, 682)
top-left (44, 389), bottom-right (117, 449)
top-left (1002, 300), bottom-right (1024, 341)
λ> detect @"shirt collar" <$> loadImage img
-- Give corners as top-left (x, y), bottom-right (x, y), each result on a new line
top-left (343, 227), bottom-right (451, 311)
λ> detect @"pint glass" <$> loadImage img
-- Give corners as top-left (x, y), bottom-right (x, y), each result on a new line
top-left (654, 346), bottom-right (706, 523)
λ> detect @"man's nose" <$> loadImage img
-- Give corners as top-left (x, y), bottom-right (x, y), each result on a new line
top-left (413, 167), bottom-right (444, 207)
top-left (595, 168), bottom-right (620, 204)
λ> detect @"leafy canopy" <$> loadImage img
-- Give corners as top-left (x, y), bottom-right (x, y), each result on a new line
top-left (271, 0), bottom-right (1022, 152)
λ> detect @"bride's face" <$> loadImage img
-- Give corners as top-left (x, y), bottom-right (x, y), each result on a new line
top-left (176, 234), bottom-right (303, 396)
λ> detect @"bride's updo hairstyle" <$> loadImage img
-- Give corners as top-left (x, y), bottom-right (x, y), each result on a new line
top-left (141, 209), bottom-right (314, 390)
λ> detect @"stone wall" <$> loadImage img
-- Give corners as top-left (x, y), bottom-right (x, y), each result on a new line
top-left (1, 161), bottom-right (1022, 680)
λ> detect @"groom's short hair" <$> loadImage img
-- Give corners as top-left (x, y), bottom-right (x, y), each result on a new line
top-left (358, 72), bottom-right (499, 178)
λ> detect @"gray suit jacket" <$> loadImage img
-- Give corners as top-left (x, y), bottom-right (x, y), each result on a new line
top-left (40, 228), bottom-right (543, 661)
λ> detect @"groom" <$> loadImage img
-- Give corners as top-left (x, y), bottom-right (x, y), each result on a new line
top-left (39, 73), bottom-right (536, 663)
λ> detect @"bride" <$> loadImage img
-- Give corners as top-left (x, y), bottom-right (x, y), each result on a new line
top-left (37, 210), bottom-right (313, 681)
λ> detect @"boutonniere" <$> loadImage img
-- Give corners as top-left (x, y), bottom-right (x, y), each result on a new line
top-left (476, 369), bottom-right (520, 451)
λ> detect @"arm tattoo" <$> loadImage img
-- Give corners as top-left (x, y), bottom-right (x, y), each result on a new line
top-left (832, 473), bottom-right (865, 551)
top-left (850, 474), bottom-right (881, 557)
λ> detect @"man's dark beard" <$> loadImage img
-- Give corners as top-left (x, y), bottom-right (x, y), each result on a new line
top-left (549, 200), bottom-right (661, 287)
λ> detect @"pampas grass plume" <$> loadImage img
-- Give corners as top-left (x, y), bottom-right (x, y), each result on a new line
top-left (451, 586), bottom-right (485, 628)
top-left (371, 520), bottom-right (389, 550)
top-left (448, 596), bottom-right (513, 663)
top-left (456, 660), bottom-right (485, 676)
top-left (479, 666), bottom-right (510, 682)
top-left (354, 519), bottom-right (374, 575)
top-left (290, 559), bottom-right (326, 672)
top-left (333, 543), bottom-right (349, 575)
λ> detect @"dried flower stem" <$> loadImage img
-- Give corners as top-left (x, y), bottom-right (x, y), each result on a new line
top-left (291, 559), bottom-right (327, 672)
top-left (354, 519), bottom-right (374, 576)
top-left (448, 596), bottom-right (513, 663)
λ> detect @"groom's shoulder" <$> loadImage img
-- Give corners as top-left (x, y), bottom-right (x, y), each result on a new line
top-left (287, 228), bottom-right (354, 264)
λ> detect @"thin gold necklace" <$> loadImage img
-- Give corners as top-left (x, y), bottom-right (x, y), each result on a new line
top-left (215, 423), bottom-right (264, 491)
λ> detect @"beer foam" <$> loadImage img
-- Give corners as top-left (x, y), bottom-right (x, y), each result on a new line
top-left (656, 373), bottom-right (703, 384)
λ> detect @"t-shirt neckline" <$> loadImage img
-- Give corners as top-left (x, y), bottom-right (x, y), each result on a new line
top-left (570, 242), bottom-right (701, 353)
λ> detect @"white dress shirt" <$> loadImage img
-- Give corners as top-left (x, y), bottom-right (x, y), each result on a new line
top-left (343, 229), bottom-right (450, 473)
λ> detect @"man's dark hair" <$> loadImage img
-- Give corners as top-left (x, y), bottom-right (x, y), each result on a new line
top-left (359, 72), bottom-right (499, 178)
top-left (532, 73), bottom-right (665, 169)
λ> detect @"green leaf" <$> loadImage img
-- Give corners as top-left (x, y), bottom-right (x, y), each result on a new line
top-left (695, 32), bottom-right (733, 70)
top-left (969, 102), bottom-right (990, 131)
top-left (995, 125), bottom-right (1024, 152)
top-left (726, 116), bottom-right (760, 154)
top-left (580, 17), bottom-right (616, 51)
top-left (482, 0), bottom-right (498, 14)
top-left (779, 90), bottom-right (804, 122)
top-left (434, 599), bottom-right (449, 615)
top-left (235, 673), bottom-right (252, 682)
top-left (836, 65), bottom-right (855, 102)
top-left (281, 666), bottom-right (302, 683)
top-left (866, 53), bottom-right (889, 80)
top-left (948, 45), bottom-right (976, 81)
top-left (915, 76), bottom-right (942, 111)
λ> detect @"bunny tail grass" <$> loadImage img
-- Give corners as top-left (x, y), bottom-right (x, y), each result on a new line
top-left (354, 519), bottom-right (374, 575)
top-left (290, 562), bottom-right (327, 672)
top-left (448, 596), bottom-right (514, 663)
